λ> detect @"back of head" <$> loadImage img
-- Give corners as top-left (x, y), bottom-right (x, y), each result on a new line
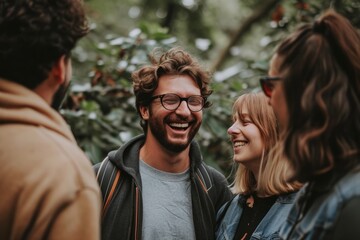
top-left (275, 9), bottom-right (360, 182)
top-left (0, 0), bottom-right (88, 89)
top-left (132, 47), bottom-right (213, 132)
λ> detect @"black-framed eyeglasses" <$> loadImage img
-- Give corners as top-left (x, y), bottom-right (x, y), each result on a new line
top-left (259, 76), bottom-right (282, 98)
top-left (151, 93), bottom-right (206, 112)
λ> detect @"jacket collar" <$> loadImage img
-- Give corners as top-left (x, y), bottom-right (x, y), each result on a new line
top-left (237, 191), bottom-right (298, 206)
top-left (108, 134), bottom-right (203, 185)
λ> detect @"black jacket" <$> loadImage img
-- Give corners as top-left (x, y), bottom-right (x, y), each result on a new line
top-left (94, 135), bottom-right (232, 240)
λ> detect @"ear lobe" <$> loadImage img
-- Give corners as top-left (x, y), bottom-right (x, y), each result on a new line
top-left (139, 105), bottom-right (149, 120)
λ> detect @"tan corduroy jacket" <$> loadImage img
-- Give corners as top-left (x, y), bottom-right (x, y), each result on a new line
top-left (0, 79), bottom-right (101, 240)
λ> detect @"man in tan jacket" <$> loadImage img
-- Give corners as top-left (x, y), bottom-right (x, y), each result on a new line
top-left (0, 1), bottom-right (101, 239)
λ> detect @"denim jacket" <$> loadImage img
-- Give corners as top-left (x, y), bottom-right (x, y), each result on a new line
top-left (279, 169), bottom-right (360, 240)
top-left (216, 192), bottom-right (298, 240)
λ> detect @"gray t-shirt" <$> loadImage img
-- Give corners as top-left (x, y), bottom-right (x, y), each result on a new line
top-left (140, 160), bottom-right (196, 240)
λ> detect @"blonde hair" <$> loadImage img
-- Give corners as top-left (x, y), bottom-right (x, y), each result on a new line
top-left (230, 92), bottom-right (301, 196)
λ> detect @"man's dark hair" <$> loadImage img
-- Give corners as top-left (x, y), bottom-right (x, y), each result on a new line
top-left (0, 0), bottom-right (89, 89)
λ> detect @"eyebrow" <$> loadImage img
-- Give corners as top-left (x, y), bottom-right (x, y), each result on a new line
top-left (233, 112), bottom-right (249, 120)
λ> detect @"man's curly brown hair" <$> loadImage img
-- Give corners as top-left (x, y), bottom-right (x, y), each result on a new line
top-left (0, 0), bottom-right (89, 89)
top-left (132, 47), bottom-right (213, 133)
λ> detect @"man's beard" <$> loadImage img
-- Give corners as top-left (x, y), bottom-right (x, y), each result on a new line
top-left (51, 81), bottom-right (70, 110)
top-left (147, 112), bottom-right (201, 153)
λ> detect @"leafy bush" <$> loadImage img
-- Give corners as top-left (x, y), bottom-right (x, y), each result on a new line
top-left (62, 1), bottom-right (360, 176)
top-left (62, 23), bottom-right (236, 173)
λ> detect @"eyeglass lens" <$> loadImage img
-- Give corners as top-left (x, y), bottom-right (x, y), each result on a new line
top-left (260, 80), bottom-right (273, 97)
top-left (161, 94), bottom-right (204, 112)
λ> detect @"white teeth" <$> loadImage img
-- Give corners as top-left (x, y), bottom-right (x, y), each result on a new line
top-left (169, 123), bottom-right (189, 128)
top-left (234, 141), bottom-right (247, 147)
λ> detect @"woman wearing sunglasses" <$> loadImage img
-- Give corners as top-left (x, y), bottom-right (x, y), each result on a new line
top-left (216, 92), bottom-right (301, 240)
top-left (262, 9), bottom-right (360, 239)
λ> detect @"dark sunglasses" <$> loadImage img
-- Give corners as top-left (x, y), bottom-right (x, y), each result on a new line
top-left (259, 76), bottom-right (282, 97)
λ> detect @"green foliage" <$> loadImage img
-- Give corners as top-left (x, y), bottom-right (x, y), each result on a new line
top-left (63, 0), bottom-right (360, 175)
top-left (63, 22), bottom-right (241, 171)
top-left (62, 23), bottom-right (175, 163)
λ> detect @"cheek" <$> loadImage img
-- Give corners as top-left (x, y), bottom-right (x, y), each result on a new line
top-left (273, 97), bottom-right (289, 130)
top-left (246, 126), bottom-right (263, 144)
top-left (190, 111), bottom-right (203, 122)
top-left (269, 86), bottom-right (284, 114)
top-left (252, 129), bottom-right (264, 147)
top-left (195, 111), bottom-right (203, 119)
top-left (280, 103), bottom-right (289, 129)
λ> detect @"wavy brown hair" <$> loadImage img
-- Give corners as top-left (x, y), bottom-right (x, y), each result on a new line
top-left (275, 9), bottom-right (360, 182)
top-left (132, 47), bottom-right (213, 132)
top-left (0, 0), bottom-right (88, 89)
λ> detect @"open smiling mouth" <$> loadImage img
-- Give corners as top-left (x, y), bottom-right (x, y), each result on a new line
top-left (169, 123), bottom-right (189, 131)
top-left (234, 140), bottom-right (248, 147)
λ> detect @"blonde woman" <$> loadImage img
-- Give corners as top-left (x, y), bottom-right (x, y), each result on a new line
top-left (216, 92), bottom-right (301, 240)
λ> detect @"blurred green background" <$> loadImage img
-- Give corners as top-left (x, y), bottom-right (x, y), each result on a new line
top-left (61, 0), bottom-right (360, 176)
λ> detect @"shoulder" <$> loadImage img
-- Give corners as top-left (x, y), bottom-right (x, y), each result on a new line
top-left (334, 169), bottom-right (360, 196)
top-left (195, 162), bottom-right (230, 192)
top-left (326, 197), bottom-right (360, 239)
top-left (216, 195), bottom-right (243, 233)
top-left (1, 124), bottom-right (99, 193)
top-left (195, 163), bottom-right (233, 208)
top-left (0, 146), bottom-right (100, 218)
top-left (277, 191), bottom-right (299, 204)
top-left (318, 170), bottom-right (360, 209)
top-left (106, 134), bottom-right (145, 167)
top-left (219, 194), bottom-right (244, 214)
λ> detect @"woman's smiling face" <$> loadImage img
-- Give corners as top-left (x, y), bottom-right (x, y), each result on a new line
top-left (227, 103), bottom-right (264, 175)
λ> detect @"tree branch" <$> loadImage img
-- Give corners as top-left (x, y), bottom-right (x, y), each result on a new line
top-left (210, 0), bottom-right (281, 72)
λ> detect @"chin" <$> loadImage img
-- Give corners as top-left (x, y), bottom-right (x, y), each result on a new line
top-left (233, 156), bottom-right (246, 164)
top-left (166, 143), bottom-right (188, 153)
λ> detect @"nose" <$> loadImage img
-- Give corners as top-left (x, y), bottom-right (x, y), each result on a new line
top-left (175, 100), bottom-right (191, 116)
top-left (227, 121), bottom-right (241, 135)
